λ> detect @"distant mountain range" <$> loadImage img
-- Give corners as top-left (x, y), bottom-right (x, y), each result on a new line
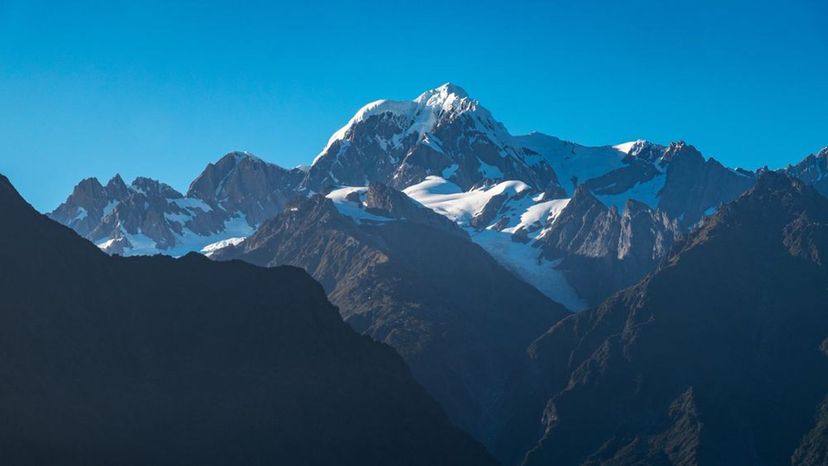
top-left (49, 152), bottom-right (304, 256)
top-left (49, 84), bottom-right (825, 310)
top-left (42, 83), bottom-right (828, 465)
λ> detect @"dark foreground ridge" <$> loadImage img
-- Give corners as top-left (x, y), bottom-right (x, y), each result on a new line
top-left (0, 174), bottom-right (496, 466)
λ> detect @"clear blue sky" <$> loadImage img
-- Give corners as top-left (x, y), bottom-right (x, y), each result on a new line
top-left (1, 0), bottom-right (826, 211)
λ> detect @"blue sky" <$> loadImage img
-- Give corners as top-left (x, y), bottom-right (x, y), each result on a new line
top-left (1, 0), bottom-right (826, 211)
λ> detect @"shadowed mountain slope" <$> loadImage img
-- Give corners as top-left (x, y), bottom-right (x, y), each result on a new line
top-left (212, 183), bottom-right (570, 447)
top-left (0, 174), bottom-right (496, 466)
top-left (519, 173), bottom-right (828, 465)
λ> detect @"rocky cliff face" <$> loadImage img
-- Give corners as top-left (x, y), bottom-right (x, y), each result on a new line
top-left (785, 147), bottom-right (828, 198)
top-left (186, 151), bottom-right (305, 225)
top-left (0, 173), bottom-right (496, 466)
top-left (536, 186), bottom-right (682, 306)
top-left (50, 174), bottom-right (130, 237)
top-left (516, 173), bottom-right (828, 465)
top-left (657, 141), bottom-right (756, 228)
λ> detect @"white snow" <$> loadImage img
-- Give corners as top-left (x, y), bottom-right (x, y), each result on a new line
top-left (102, 200), bottom-right (118, 216)
top-left (413, 83), bottom-right (470, 113)
top-left (96, 238), bottom-right (117, 250)
top-left (613, 140), bottom-right (645, 154)
top-left (441, 164), bottom-right (459, 179)
top-left (405, 177), bottom-right (569, 234)
top-left (200, 237), bottom-right (246, 256)
top-left (404, 176), bottom-right (531, 225)
top-left (478, 161), bottom-right (504, 179)
top-left (164, 197), bottom-right (214, 224)
top-left (405, 176), bottom-right (584, 310)
top-left (110, 231), bottom-right (157, 255)
top-left (471, 229), bottom-right (585, 310)
top-left (313, 99), bottom-right (418, 165)
top-left (325, 187), bottom-right (392, 223)
top-left (98, 212), bottom-right (255, 258)
top-left (515, 133), bottom-right (628, 195)
top-left (597, 173), bottom-right (666, 211)
top-left (70, 207), bottom-right (88, 223)
top-left (503, 199), bottom-right (570, 235)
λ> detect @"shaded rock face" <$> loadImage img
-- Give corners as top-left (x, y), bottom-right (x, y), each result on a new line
top-left (785, 147), bottom-right (828, 198)
top-left (657, 142), bottom-right (756, 228)
top-left (304, 84), bottom-right (563, 194)
top-left (49, 175), bottom-right (129, 237)
top-left (187, 151), bottom-right (305, 225)
top-left (517, 173), bottom-right (828, 466)
top-left (793, 395), bottom-right (828, 466)
top-left (470, 193), bottom-right (509, 230)
top-left (536, 186), bottom-right (682, 306)
top-left (581, 157), bottom-right (661, 196)
top-left (363, 181), bottom-right (465, 238)
top-left (0, 174), bottom-right (496, 466)
top-left (213, 184), bottom-right (569, 448)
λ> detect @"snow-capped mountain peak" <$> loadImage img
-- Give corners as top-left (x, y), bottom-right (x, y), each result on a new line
top-left (305, 83), bottom-right (560, 193)
top-left (613, 140), bottom-right (645, 154)
top-left (413, 82), bottom-right (473, 113)
top-left (313, 83), bottom-right (481, 166)
top-left (416, 82), bottom-right (469, 100)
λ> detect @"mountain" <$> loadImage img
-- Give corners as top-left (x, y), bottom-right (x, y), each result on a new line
top-left (48, 174), bottom-right (130, 238)
top-left (186, 151), bottom-right (305, 225)
top-left (785, 147), bottom-right (828, 197)
top-left (49, 152), bottom-right (303, 255)
top-left (0, 173), bottom-right (496, 466)
top-left (535, 186), bottom-right (682, 306)
top-left (304, 83), bottom-right (564, 195)
top-left (514, 173), bottom-right (828, 465)
top-left (656, 141), bottom-right (756, 228)
top-left (51, 84), bottom-right (811, 308)
top-left (304, 84), bottom-right (755, 229)
top-left (212, 182), bottom-right (570, 445)
top-left (293, 87), bottom-right (762, 310)
top-left (515, 134), bottom-right (669, 202)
